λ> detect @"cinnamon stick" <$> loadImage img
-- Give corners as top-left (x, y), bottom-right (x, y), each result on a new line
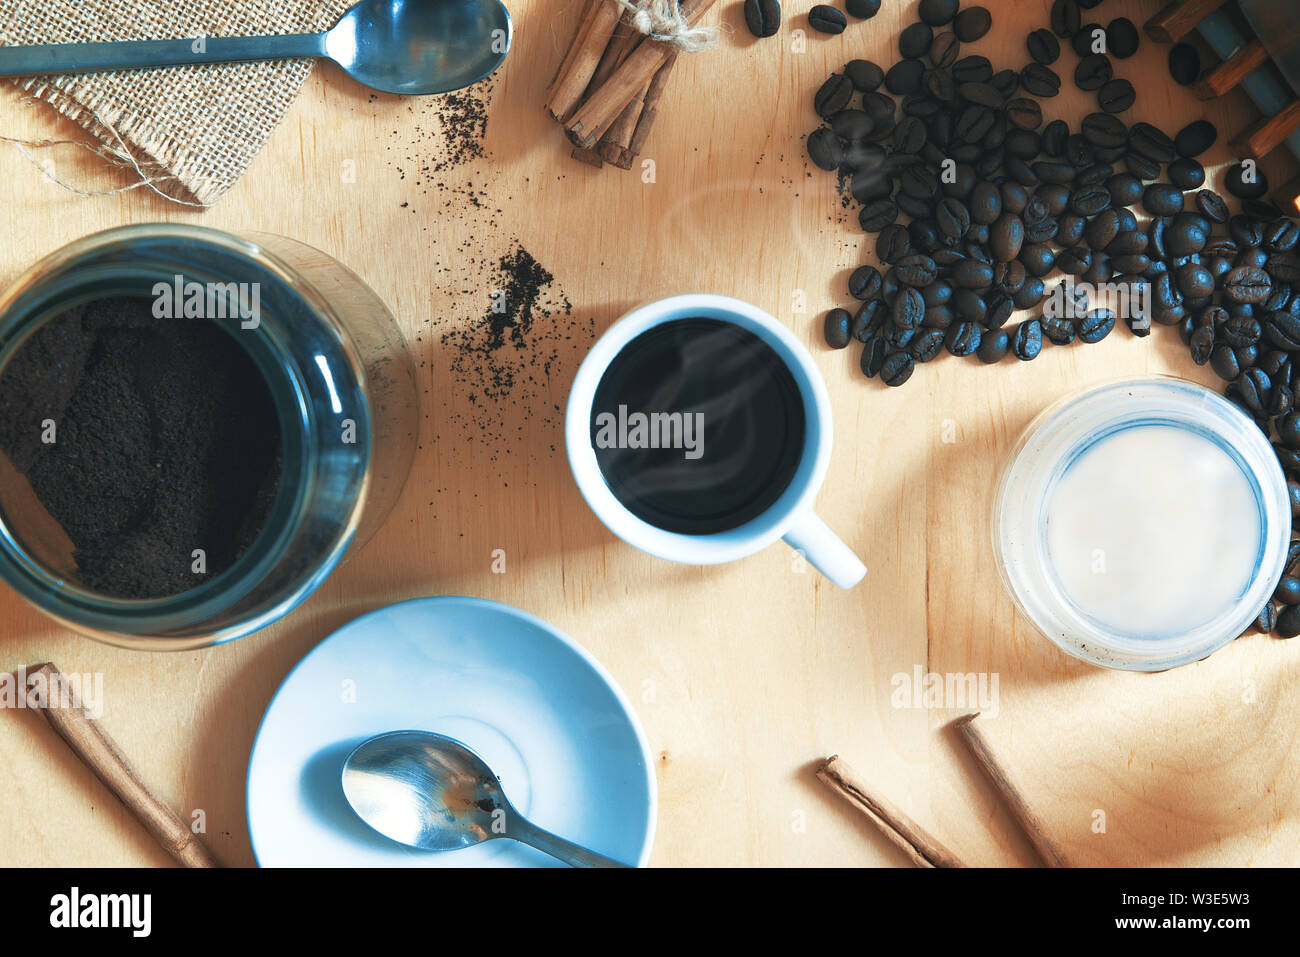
top-left (952, 713), bottom-right (1068, 867)
top-left (547, 0), bottom-right (625, 123)
top-left (566, 0), bottom-right (716, 147)
top-left (23, 662), bottom-right (218, 868)
top-left (816, 755), bottom-right (966, 867)
top-left (598, 82), bottom-right (650, 166)
top-left (626, 50), bottom-right (680, 162)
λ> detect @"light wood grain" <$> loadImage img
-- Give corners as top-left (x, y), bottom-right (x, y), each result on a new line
top-left (0, 0), bottom-right (1296, 867)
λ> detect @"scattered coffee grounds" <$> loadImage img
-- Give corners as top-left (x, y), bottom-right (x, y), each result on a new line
top-left (388, 78), bottom-right (495, 186)
top-left (802, 2), bottom-right (1300, 637)
top-left (438, 244), bottom-right (593, 462)
top-left (0, 298), bottom-right (281, 598)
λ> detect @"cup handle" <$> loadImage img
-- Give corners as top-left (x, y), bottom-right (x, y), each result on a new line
top-left (782, 511), bottom-right (866, 588)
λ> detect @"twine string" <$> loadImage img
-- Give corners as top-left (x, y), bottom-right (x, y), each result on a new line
top-left (616, 0), bottom-right (719, 52)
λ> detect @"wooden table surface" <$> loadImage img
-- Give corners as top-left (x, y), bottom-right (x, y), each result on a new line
top-left (1, 0), bottom-right (1298, 867)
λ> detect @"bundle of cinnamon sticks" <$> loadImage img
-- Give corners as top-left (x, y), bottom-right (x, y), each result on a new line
top-left (545, 0), bottom-right (717, 169)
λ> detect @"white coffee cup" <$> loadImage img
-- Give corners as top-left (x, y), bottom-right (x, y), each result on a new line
top-left (565, 293), bottom-right (866, 588)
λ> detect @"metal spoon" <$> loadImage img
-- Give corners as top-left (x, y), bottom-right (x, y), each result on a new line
top-left (0, 0), bottom-right (512, 96)
top-left (342, 730), bottom-right (631, 867)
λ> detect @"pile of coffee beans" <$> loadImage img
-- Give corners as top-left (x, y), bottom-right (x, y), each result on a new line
top-left (808, 0), bottom-right (1300, 637)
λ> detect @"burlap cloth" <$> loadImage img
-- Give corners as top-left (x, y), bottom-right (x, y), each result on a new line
top-left (1, 0), bottom-right (354, 204)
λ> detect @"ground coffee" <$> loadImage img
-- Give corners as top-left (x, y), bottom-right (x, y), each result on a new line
top-left (0, 297), bottom-right (281, 599)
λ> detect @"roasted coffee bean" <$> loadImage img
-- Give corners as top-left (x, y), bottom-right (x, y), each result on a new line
top-left (993, 69), bottom-right (1023, 98)
top-left (1037, 183), bottom-right (1070, 215)
top-left (1082, 112), bottom-right (1126, 149)
top-left (1006, 98), bottom-right (1042, 130)
top-left (824, 307), bottom-right (852, 348)
top-left (1210, 343), bottom-right (1241, 380)
top-left (984, 294), bottom-right (1015, 330)
top-left (953, 6), bottom-right (991, 42)
top-left (951, 258), bottom-right (995, 289)
top-left (858, 198), bottom-right (898, 232)
top-left (956, 81), bottom-right (1002, 109)
top-left (1266, 218), bottom-right (1300, 253)
top-left (809, 4), bottom-right (848, 33)
top-left (1050, 0), bottom-right (1080, 38)
top-left (1071, 23), bottom-right (1103, 58)
top-left (850, 169), bottom-right (890, 204)
top-left (1230, 214), bottom-right (1265, 247)
top-left (860, 335), bottom-right (888, 377)
top-left (1074, 309), bottom-right (1113, 343)
top-left (1012, 318), bottom-right (1042, 360)
top-left (1026, 28), bottom-right (1060, 65)
top-left (1224, 265), bottom-right (1273, 304)
top-left (1024, 217), bottom-right (1059, 244)
top-left (900, 22), bottom-right (933, 58)
top-left (907, 328), bottom-right (945, 362)
top-left (1237, 368), bottom-right (1271, 413)
top-left (1128, 122), bottom-right (1177, 164)
top-left (1084, 209), bottom-right (1121, 250)
top-left (934, 197), bottom-right (971, 240)
top-left (1173, 119), bottom-right (1216, 158)
top-left (1020, 243), bottom-right (1056, 277)
top-left (845, 59), bottom-right (884, 91)
top-left (841, 140), bottom-right (884, 171)
top-left (1005, 154), bottom-right (1040, 187)
top-left (1058, 213), bottom-right (1087, 247)
top-left (1124, 152), bottom-right (1160, 181)
top-left (1057, 245), bottom-right (1092, 275)
top-left (1222, 315), bottom-right (1262, 349)
top-left (1188, 324), bottom-right (1214, 364)
top-left (1000, 181), bottom-right (1028, 215)
top-left (1097, 78), bottom-right (1134, 113)
top-left (1074, 53), bottom-right (1112, 91)
top-left (1167, 157), bottom-right (1205, 191)
top-left (814, 74), bottom-right (853, 116)
top-left (1040, 119), bottom-right (1068, 156)
top-left (1105, 172), bottom-right (1142, 208)
top-left (1041, 314), bottom-right (1075, 345)
top-left (892, 287), bottom-right (926, 330)
top-left (1165, 216), bottom-right (1207, 258)
top-left (951, 54), bottom-right (993, 83)
top-left (806, 128), bottom-right (843, 170)
top-left (880, 349), bottom-right (914, 386)
top-left (1225, 162), bottom-right (1269, 201)
top-left (989, 212), bottom-right (1024, 262)
top-left (1013, 276), bottom-right (1046, 309)
top-left (1276, 577), bottom-right (1300, 606)
top-left (1003, 130), bottom-right (1039, 161)
top-left (917, 0), bottom-right (958, 25)
top-left (1277, 412), bottom-right (1300, 449)
top-left (1143, 183), bottom-right (1184, 217)
top-left (846, 0), bottom-right (881, 17)
top-left (848, 265), bottom-right (883, 300)
top-left (974, 327), bottom-right (1009, 362)
top-left (1069, 185), bottom-right (1111, 217)
top-left (949, 289), bottom-right (984, 323)
top-left (944, 320), bottom-right (981, 356)
top-left (1277, 604), bottom-right (1300, 638)
top-left (853, 299), bottom-right (887, 340)
top-left (1019, 62), bottom-right (1061, 98)
top-left (930, 31), bottom-right (961, 67)
top-left (896, 253), bottom-right (939, 287)
top-left (876, 223), bottom-right (911, 263)
top-left (893, 115), bottom-right (927, 153)
top-left (1176, 262), bottom-right (1215, 300)
top-left (1106, 17), bottom-right (1139, 58)
top-left (1168, 42), bottom-right (1199, 85)
top-left (885, 58), bottom-right (925, 94)
top-left (827, 109), bottom-right (869, 142)
top-left (744, 0), bottom-right (782, 37)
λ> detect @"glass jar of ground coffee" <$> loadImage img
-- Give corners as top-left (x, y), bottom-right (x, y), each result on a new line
top-left (0, 225), bottom-right (417, 649)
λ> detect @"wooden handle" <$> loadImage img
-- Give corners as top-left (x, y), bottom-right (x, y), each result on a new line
top-left (1144, 0), bottom-right (1226, 44)
top-left (815, 755), bottom-right (966, 867)
top-left (23, 663), bottom-right (218, 868)
top-left (952, 713), bottom-right (1067, 867)
top-left (1193, 40), bottom-right (1268, 100)
top-left (1229, 101), bottom-right (1300, 160)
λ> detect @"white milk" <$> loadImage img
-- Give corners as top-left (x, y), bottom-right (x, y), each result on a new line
top-left (1044, 425), bottom-right (1262, 638)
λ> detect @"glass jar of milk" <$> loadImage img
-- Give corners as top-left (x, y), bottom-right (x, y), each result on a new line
top-left (993, 377), bottom-right (1290, 671)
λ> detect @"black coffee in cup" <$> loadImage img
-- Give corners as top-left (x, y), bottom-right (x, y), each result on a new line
top-left (590, 317), bottom-right (805, 534)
